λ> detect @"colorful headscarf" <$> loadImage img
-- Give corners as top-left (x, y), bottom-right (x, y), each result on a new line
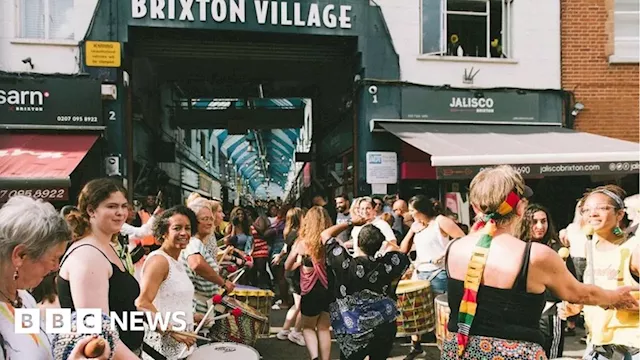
top-left (457, 190), bottom-right (521, 357)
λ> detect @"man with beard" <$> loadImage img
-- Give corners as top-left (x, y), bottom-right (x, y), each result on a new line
top-left (335, 194), bottom-right (351, 244)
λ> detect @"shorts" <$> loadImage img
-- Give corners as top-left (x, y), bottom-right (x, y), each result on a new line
top-left (301, 282), bottom-right (331, 317)
top-left (415, 269), bottom-right (447, 294)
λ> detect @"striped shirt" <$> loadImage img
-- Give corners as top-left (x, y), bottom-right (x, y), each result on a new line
top-left (250, 226), bottom-right (270, 259)
top-left (180, 236), bottom-right (220, 314)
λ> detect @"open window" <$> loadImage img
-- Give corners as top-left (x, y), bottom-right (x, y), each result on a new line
top-left (421, 0), bottom-right (512, 59)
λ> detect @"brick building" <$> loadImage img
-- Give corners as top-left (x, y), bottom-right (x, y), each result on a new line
top-left (561, 0), bottom-right (639, 142)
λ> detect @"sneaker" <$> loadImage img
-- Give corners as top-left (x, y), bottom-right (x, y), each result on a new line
top-left (403, 348), bottom-right (423, 360)
top-left (288, 331), bottom-right (306, 346)
top-left (276, 329), bottom-right (290, 340)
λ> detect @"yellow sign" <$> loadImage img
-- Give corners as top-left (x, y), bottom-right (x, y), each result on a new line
top-left (85, 41), bottom-right (121, 67)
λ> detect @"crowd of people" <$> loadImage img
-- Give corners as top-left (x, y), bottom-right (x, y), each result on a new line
top-left (0, 164), bottom-right (638, 360)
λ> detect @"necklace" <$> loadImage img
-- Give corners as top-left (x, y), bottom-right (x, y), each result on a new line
top-left (0, 287), bottom-right (23, 308)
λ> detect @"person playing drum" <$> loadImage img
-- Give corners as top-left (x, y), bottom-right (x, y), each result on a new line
top-left (135, 206), bottom-right (198, 359)
top-left (443, 165), bottom-right (638, 360)
top-left (320, 215), bottom-right (410, 360)
top-left (400, 196), bottom-right (465, 360)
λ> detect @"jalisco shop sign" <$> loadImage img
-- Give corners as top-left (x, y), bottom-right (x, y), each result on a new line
top-left (401, 87), bottom-right (563, 125)
top-left (0, 77), bottom-right (103, 127)
top-left (436, 161), bottom-right (640, 179)
top-left (130, 0), bottom-right (356, 32)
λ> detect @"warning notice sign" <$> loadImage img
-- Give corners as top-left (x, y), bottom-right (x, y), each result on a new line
top-left (85, 41), bottom-right (121, 68)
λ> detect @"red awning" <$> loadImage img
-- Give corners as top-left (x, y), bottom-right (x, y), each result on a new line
top-left (0, 134), bottom-right (98, 201)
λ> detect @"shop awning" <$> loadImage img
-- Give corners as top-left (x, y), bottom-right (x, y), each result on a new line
top-left (375, 121), bottom-right (640, 179)
top-left (0, 134), bottom-right (99, 201)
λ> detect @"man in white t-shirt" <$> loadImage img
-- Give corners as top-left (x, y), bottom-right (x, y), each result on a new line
top-left (350, 197), bottom-right (397, 257)
top-left (335, 194), bottom-right (352, 244)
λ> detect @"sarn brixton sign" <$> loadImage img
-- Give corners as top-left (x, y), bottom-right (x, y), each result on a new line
top-left (0, 77), bottom-right (103, 128)
top-left (130, 0), bottom-right (357, 32)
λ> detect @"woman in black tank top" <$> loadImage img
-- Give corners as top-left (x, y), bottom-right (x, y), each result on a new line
top-left (58, 179), bottom-right (144, 359)
top-left (442, 166), bottom-right (637, 360)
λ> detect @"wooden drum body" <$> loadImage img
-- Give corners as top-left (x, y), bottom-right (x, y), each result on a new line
top-left (435, 293), bottom-right (451, 350)
top-left (395, 280), bottom-right (435, 337)
top-left (227, 285), bottom-right (274, 336)
top-left (208, 296), bottom-right (268, 347)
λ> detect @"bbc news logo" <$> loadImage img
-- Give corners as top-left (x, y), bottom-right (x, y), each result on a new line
top-left (14, 309), bottom-right (188, 334)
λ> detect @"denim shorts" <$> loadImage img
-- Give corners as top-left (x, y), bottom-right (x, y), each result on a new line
top-left (416, 269), bottom-right (447, 294)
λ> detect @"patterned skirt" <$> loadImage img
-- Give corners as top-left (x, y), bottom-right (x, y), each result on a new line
top-left (441, 332), bottom-right (548, 360)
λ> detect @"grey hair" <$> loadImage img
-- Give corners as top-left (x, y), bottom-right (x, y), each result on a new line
top-left (0, 196), bottom-right (71, 264)
top-left (187, 197), bottom-right (211, 216)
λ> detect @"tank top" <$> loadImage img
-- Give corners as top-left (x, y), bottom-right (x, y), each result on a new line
top-left (299, 255), bottom-right (329, 296)
top-left (57, 244), bottom-right (144, 351)
top-left (446, 240), bottom-right (546, 346)
top-left (142, 250), bottom-right (196, 358)
top-left (583, 235), bottom-right (640, 348)
top-left (415, 215), bottom-right (449, 272)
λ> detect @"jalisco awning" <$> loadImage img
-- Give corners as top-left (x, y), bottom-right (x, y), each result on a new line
top-left (0, 134), bottom-right (99, 201)
top-left (374, 121), bottom-right (640, 179)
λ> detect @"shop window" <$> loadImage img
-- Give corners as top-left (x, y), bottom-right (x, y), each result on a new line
top-left (199, 132), bottom-right (207, 159)
top-left (421, 0), bottom-right (511, 58)
top-left (19, 0), bottom-right (74, 40)
top-left (611, 0), bottom-right (640, 63)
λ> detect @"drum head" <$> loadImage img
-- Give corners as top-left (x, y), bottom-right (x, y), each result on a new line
top-left (222, 296), bottom-right (268, 321)
top-left (396, 280), bottom-right (430, 294)
top-left (188, 342), bottom-right (260, 360)
top-left (435, 293), bottom-right (448, 304)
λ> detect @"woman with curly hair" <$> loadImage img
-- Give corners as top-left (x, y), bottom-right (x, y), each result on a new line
top-left (285, 206), bottom-right (333, 360)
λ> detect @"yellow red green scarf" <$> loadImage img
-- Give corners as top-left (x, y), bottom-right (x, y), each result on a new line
top-left (457, 191), bottom-right (521, 357)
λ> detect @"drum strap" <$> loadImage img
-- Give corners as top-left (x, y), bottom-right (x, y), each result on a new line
top-left (143, 342), bottom-right (167, 360)
top-left (456, 190), bottom-right (521, 358)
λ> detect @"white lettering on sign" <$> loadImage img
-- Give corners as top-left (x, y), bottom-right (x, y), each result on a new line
top-left (131, 0), bottom-right (352, 29)
top-left (449, 97), bottom-right (494, 109)
top-left (0, 89), bottom-right (49, 112)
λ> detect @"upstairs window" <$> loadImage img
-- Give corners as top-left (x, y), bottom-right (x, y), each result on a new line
top-left (421, 0), bottom-right (512, 59)
top-left (611, 0), bottom-right (639, 63)
top-left (19, 0), bottom-right (74, 40)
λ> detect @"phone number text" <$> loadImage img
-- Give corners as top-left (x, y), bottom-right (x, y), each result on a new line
top-left (56, 116), bottom-right (99, 123)
top-left (0, 189), bottom-right (67, 201)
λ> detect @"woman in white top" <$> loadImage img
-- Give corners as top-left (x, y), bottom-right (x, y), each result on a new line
top-left (399, 195), bottom-right (465, 360)
top-left (349, 197), bottom-right (397, 257)
top-left (135, 205), bottom-right (197, 359)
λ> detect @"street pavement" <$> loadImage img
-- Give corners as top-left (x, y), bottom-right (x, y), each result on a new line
top-left (252, 308), bottom-right (588, 360)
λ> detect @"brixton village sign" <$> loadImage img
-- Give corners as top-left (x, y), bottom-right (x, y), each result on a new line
top-left (131, 0), bottom-right (353, 29)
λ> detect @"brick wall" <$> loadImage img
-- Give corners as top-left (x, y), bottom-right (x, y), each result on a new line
top-left (561, 0), bottom-right (639, 142)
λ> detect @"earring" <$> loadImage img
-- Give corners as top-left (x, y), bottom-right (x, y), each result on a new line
top-left (13, 268), bottom-right (19, 281)
top-left (613, 226), bottom-right (624, 237)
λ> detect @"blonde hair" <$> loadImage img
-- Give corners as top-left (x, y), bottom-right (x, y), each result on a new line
top-left (208, 200), bottom-right (222, 214)
top-left (284, 207), bottom-right (304, 240)
top-left (187, 197), bottom-right (211, 217)
top-left (350, 197), bottom-right (363, 218)
top-left (186, 192), bottom-right (201, 206)
top-left (469, 165), bottom-right (525, 226)
top-left (299, 206), bottom-right (333, 261)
